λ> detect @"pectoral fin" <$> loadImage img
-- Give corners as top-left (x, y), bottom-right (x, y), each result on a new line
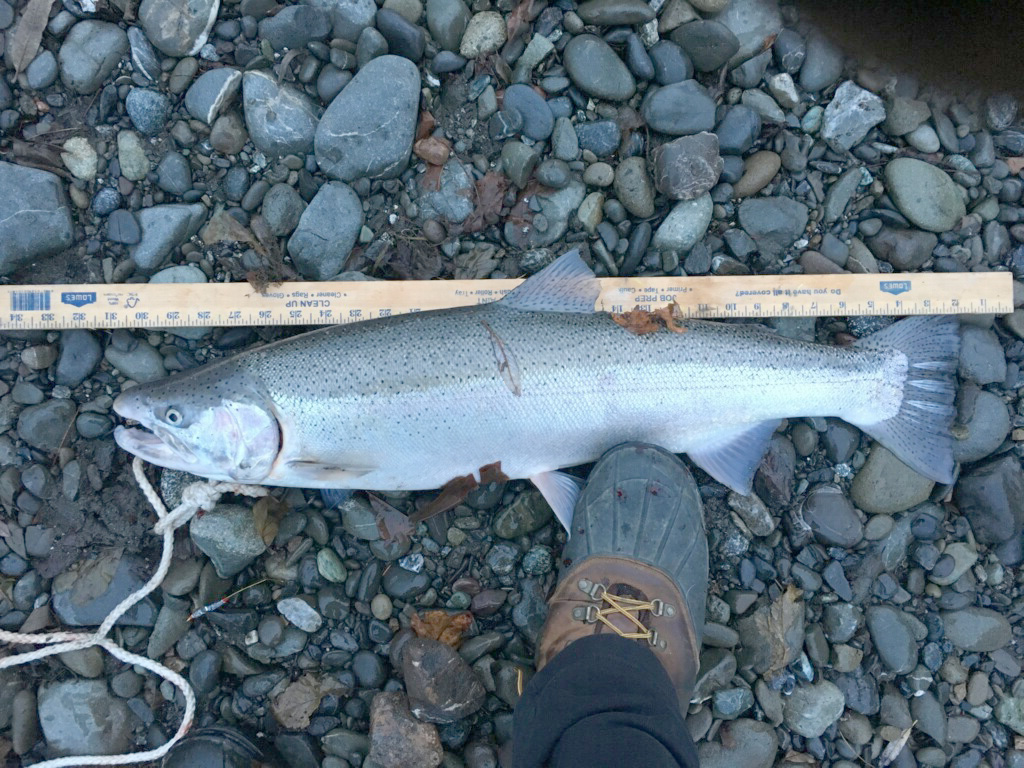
top-left (531, 470), bottom-right (583, 532)
top-left (687, 420), bottom-right (781, 495)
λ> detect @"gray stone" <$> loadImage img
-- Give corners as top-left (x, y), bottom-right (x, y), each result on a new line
top-left (867, 227), bottom-right (938, 271)
top-left (310, 0), bottom-right (377, 41)
top-left (671, 21), bottom-right (739, 72)
top-left (911, 692), bottom-right (947, 745)
top-left (376, 8), bottom-right (426, 61)
top-left (959, 326), bottom-right (1006, 385)
top-left (713, 0), bottom-right (782, 68)
top-left (713, 687), bottom-right (754, 719)
top-left (104, 338), bottom-right (166, 382)
top-left (821, 81), bottom-right (885, 152)
top-left (0, 162), bottom-right (73, 275)
top-left (106, 210), bottom-right (141, 245)
top-left (243, 72), bottom-right (320, 158)
top-left (426, 0), bottom-right (470, 51)
top-left (866, 606), bottom-right (918, 674)
top-left (277, 597), bottom-right (323, 632)
top-left (17, 400), bottom-right (76, 452)
top-left (576, 0), bottom-right (654, 25)
top-left (697, 719), bottom-right (778, 768)
top-left (995, 697), bottom-right (1024, 737)
top-left (614, 155), bottom-right (655, 218)
top-left (652, 132), bottom-right (722, 200)
top-left (884, 97), bottom-right (931, 137)
top-left (850, 445), bottom-right (933, 514)
top-left (139, 0), bottom-right (220, 57)
top-left (783, 681), bottom-right (845, 738)
top-left (503, 181), bottom-right (585, 249)
top-left (642, 80), bottom-right (715, 136)
top-left (799, 31), bottom-right (842, 92)
top-left (574, 120), bottom-right (621, 157)
top-left (131, 203), bottom-right (207, 272)
top-left (262, 183), bottom-right (307, 236)
top-left (369, 692), bottom-right (443, 768)
top-left (953, 390), bottom-right (1010, 463)
top-left (955, 454), bottom-right (1024, 545)
top-left (942, 607), bottom-right (1012, 652)
top-left (458, 11), bottom-right (505, 58)
top-left (885, 158), bottom-right (966, 233)
top-left (184, 67), bottom-right (241, 125)
top-left (653, 194), bottom-right (713, 252)
top-left (552, 117), bottom-right (580, 161)
top-left (58, 21), bottom-right (129, 94)
top-left (259, 5), bottom-right (332, 50)
top-left (190, 503), bottom-right (269, 578)
top-left (51, 553), bottom-right (158, 626)
top-left (563, 34), bottom-right (635, 102)
top-left (38, 680), bottom-right (135, 756)
top-left (403, 637), bottom-right (485, 723)
top-left (287, 182), bottom-right (364, 280)
top-left (127, 25), bottom-right (161, 81)
top-left (147, 599), bottom-right (189, 658)
top-left (650, 40), bottom-right (693, 85)
top-left (315, 55), bottom-right (419, 181)
top-left (125, 88), bottom-right (171, 136)
top-left (715, 104), bottom-right (761, 154)
top-left (503, 84), bottom-right (553, 141)
top-left (25, 50), bottom-right (58, 90)
top-left (493, 490), bottom-right (551, 538)
top-left (56, 330), bottom-right (102, 387)
top-left (802, 484), bottom-right (863, 547)
top-left (737, 197), bottom-right (808, 257)
top-left (117, 131), bottom-right (150, 181)
top-left (156, 152), bottom-right (193, 196)
top-left (419, 159), bottom-right (475, 223)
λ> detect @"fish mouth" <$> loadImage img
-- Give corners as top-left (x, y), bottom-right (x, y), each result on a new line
top-left (114, 424), bottom-right (199, 469)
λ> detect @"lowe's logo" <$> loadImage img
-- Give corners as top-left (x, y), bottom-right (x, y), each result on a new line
top-left (61, 292), bottom-right (97, 307)
top-left (879, 281), bottom-right (911, 296)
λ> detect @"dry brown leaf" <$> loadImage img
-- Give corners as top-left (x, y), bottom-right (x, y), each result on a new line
top-left (252, 496), bottom-right (286, 546)
top-left (411, 610), bottom-right (473, 648)
top-left (1007, 157), bottom-right (1024, 175)
top-left (611, 305), bottom-right (688, 336)
top-left (367, 494), bottom-right (414, 545)
top-left (461, 171), bottom-right (509, 233)
top-left (200, 208), bottom-right (266, 254)
top-left (416, 110), bottom-right (437, 142)
top-left (879, 722), bottom-right (916, 768)
top-left (9, 0), bottom-right (56, 77)
top-left (780, 750), bottom-right (817, 764)
top-left (271, 674), bottom-right (343, 730)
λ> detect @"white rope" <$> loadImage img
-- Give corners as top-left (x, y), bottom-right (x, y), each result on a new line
top-left (0, 457), bottom-right (267, 767)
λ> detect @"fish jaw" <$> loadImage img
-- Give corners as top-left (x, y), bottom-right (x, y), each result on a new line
top-left (113, 384), bottom-right (281, 484)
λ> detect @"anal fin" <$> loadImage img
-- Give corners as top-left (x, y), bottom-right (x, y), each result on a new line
top-left (531, 470), bottom-right (583, 532)
top-left (687, 420), bottom-right (780, 494)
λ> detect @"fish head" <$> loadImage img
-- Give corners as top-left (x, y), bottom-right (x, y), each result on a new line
top-left (113, 368), bottom-right (280, 484)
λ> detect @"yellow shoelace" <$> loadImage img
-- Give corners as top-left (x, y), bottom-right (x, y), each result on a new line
top-left (585, 589), bottom-right (660, 642)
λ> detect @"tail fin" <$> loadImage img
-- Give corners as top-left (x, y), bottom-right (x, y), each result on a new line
top-left (852, 316), bottom-right (961, 483)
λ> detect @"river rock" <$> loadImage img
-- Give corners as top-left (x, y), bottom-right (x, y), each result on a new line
top-left (190, 503), bottom-right (269, 578)
top-left (185, 67), bottom-right (242, 125)
top-left (942, 607), bottom-right (1012, 652)
top-left (821, 81), bottom-right (886, 152)
top-left (402, 637), bottom-right (485, 723)
top-left (132, 203), bottom-right (206, 272)
top-left (287, 182), bottom-right (364, 280)
top-left (885, 158), bottom-right (966, 233)
top-left (850, 445), bottom-right (933, 514)
top-left (315, 55), bottom-right (419, 181)
top-left (58, 21), bottom-right (129, 94)
top-left (783, 681), bottom-right (845, 738)
top-left (955, 454), bottom-right (1024, 545)
top-left (369, 692), bottom-right (443, 768)
top-left (563, 35), bottom-right (635, 102)
top-left (243, 72), bottom-right (320, 157)
top-left (652, 132), bottom-right (722, 200)
top-left (697, 719), bottom-right (778, 768)
top-left (0, 162), bottom-right (73, 276)
top-left (737, 197), bottom-right (808, 257)
top-left (652, 194), bottom-right (713, 252)
top-left (38, 680), bottom-right (135, 756)
top-left (139, 0), bottom-right (220, 56)
top-left (642, 80), bottom-right (716, 136)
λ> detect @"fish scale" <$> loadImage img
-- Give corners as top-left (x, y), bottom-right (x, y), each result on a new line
top-left (113, 251), bottom-right (960, 529)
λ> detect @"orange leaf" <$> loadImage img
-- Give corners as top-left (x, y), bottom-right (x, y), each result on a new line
top-left (410, 610), bottom-right (473, 648)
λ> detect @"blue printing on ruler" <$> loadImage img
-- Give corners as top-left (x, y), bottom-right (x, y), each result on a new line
top-left (10, 290), bottom-right (51, 311)
top-left (879, 280), bottom-right (911, 296)
top-left (61, 291), bottom-right (97, 307)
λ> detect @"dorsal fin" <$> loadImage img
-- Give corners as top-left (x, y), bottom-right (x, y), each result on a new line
top-left (500, 249), bottom-right (600, 313)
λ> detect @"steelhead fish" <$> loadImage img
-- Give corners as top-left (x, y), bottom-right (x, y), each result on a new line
top-left (114, 251), bottom-right (960, 528)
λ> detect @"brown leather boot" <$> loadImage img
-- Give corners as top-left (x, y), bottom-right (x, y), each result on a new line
top-left (536, 443), bottom-right (708, 708)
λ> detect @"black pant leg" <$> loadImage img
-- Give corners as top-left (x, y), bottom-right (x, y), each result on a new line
top-left (512, 634), bottom-right (699, 768)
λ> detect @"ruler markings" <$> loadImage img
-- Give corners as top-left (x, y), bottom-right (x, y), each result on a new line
top-left (0, 273), bottom-right (1011, 330)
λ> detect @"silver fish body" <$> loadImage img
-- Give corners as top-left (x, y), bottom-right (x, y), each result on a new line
top-left (114, 252), bottom-right (960, 525)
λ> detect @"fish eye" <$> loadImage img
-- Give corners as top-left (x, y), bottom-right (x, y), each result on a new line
top-left (164, 407), bottom-right (184, 426)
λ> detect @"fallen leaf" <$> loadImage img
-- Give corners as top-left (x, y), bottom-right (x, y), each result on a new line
top-left (9, 0), bottom-right (56, 77)
top-left (879, 722), bottom-right (916, 768)
top-left (780, 750), bottom-right (817, 764)
top-left (411, 610), bottom-right (473, 648)
top-left (461, 172), bottom-right (509, 233)
top-left (1007, 157), bottom-right (1024, 175)
top-left (271, 674), bottom-right (343, 730)
top-left (505, 0), bottom-right (542, 42)
top-left (410, 472), bottom-right (478, 523)
top-left (252, 496), bottom-right (286, 546)
top-left (367, 494), bottom-right (414, 545)
top-left (611, 305), bottom-right (688, 336)
top-left (0, 521), bottom-right (26, 559)
top-left (200, 207), bottom-right (266, 254)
